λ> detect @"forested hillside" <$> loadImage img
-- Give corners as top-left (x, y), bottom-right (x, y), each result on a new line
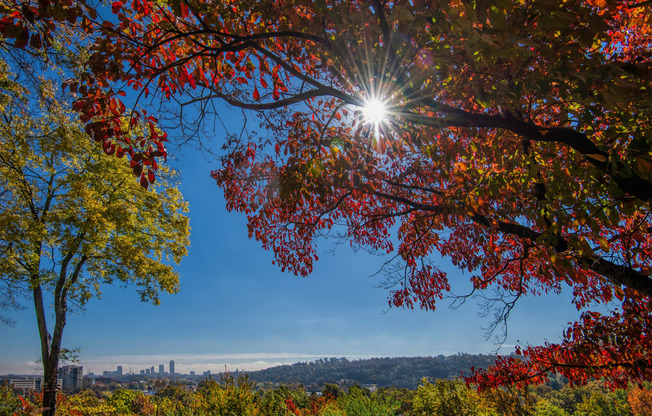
top-left (247, 355), bottom-right (499, 389)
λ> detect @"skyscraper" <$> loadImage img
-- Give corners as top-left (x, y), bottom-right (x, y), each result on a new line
top-left (159, 364), bottom-right (164, 376)
top-left (169, 360), bottom-right (175, 376)
top-left (59, 365), bottom-right (83, 392)
top-left (117, 365), bottom-right (123, 376)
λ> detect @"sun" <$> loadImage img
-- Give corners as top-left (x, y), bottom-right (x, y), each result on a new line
top-left (361, 97), bottom-right (388, 126)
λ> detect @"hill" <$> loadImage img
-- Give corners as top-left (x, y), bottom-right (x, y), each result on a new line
top-left (246, 354), bottom-right (500, 390)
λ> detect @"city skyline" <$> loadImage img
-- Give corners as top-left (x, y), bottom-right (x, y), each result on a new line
top-left (1, 352), bottom-right (385, 376)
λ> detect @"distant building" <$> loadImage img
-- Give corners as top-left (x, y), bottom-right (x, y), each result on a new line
top-left (189, 371), bottom-right (195, 376)
top-left (117, 366), bottom-right (123, 376)
top-left (362, 384), bottom-right (378, 392)
top-left (150, 366), bottom-right (155, 375)
top-left (140, 370), bottom-right (145, 375)
top-left (8, 378), bottom-right (42, 391)
top-left (203, 371), bottom-right (211, 377)
top-left (169, 360), bottom-right (175, 376)
top-left (59, 365), bottom-right (83, 392)
top-left (91, 377), bottom-right (114, 388)
top-left (159, 365), bottom-right (164, 376)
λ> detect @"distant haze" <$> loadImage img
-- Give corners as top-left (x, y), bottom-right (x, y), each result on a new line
top-left (1, 352), bottom-right (382, 375)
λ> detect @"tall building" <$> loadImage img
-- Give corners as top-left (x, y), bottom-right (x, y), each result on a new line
top-left (169, 360), bottom-right (175, 376)
top-left (117, 365), bottom-right (123, 376)
top-left (59, 365), bottom-right (83, 392)
top-left (150, 366), bottom-right (155, 374)
top-left (159, 364), bottom-right (164, 376)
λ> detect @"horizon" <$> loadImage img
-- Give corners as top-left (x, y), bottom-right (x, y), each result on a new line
top-left (1, 352), bottom-right (505, 377)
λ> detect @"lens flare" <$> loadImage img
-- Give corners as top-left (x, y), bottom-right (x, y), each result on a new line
top-left (361, 97), bottom-right (388, 126)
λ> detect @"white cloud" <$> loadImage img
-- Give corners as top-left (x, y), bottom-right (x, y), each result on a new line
top-left (0, 361), bottom-right (43, 375)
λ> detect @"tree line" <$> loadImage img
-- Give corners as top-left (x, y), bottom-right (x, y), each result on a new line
top-left (2, 372), bottom-right (652, 415)
top-left (247, 355), bottom-right (499, 390)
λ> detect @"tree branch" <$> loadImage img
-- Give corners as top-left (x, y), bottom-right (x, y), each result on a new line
top-left (372, 190), bottom-right (652, 298)
top-left (193, 88), bottom-right (336, 111)
top-left (399, 106), bottom-right (652, 202)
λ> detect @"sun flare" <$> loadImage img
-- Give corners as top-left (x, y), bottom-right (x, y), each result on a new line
top-left (361, 97), bottom-right (388, 126)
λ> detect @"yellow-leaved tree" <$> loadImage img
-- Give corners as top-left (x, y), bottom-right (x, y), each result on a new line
top-left (0, 56), bottom-right (190, 416)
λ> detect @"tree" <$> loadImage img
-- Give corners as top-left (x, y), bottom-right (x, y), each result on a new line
top-left (412, 378), bottom-right (484, 416)
top-left (56, 390), bottom-right (118, 416)
top-left (533, 400), bottom-right (571, 416)
top-left (0, 383), bottom-right (28, 415)
top-left (0, 53), bottom-right (190, 416)
top-left (5, 0), bottom-right (652, 390)
top-left (628, 385), bottom-right (652, 416)
top-left (194, 373), bottom-right (258, 416)
top-left (106, 389), bottom-right (148, 415)
top-left (477, 384), bottom-right (533, 416)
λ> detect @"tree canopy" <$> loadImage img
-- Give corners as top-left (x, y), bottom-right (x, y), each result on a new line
top-left (2, 0), bottom-right (651, 390)
top-left (0, 39), bottom-right (190, 415)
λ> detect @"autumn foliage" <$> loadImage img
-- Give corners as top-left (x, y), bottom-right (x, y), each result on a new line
top-left (2, 0), bottom-right (652, 390)
top-left (2, 377), bottom-right (650, 416)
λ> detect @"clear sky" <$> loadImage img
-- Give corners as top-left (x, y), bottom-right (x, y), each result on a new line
top-left (0, 106), bottom-right (587, 377)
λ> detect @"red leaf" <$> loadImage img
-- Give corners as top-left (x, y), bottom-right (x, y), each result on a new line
top-left (14, 25), bottom-right (28, 49)
top-left (29, 33), bottom-right (42, 49)
top-left (111, 1), bottom-right (123, 14)
top-left (253, 87), bottom-right (260, 101)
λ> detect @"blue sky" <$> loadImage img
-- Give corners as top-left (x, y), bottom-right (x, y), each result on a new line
top-left (0, 106), bottom-right (586, 377)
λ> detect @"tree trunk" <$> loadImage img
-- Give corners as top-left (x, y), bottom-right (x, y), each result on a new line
top-left (31, 238), bottom-right (84, 415)
top-left (32, 282), bottom-right (62, 416)
top-left (42, 359), bottom-right (59, 416)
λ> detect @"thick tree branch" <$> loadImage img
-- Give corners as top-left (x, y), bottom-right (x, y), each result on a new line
top-left (32, 280), bottom-right (50, 363)
top-left (195, 88), bottom-right (336, 111)
top-left (399, 106), bottom-right (652, 202)
top-left (372, 190), bottom-right (652, 298)
top-left (472, 209), bottom-right (652, 297)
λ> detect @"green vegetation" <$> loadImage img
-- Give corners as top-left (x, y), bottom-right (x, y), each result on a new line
top-left (2, 376), bottom-right (650, 416)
